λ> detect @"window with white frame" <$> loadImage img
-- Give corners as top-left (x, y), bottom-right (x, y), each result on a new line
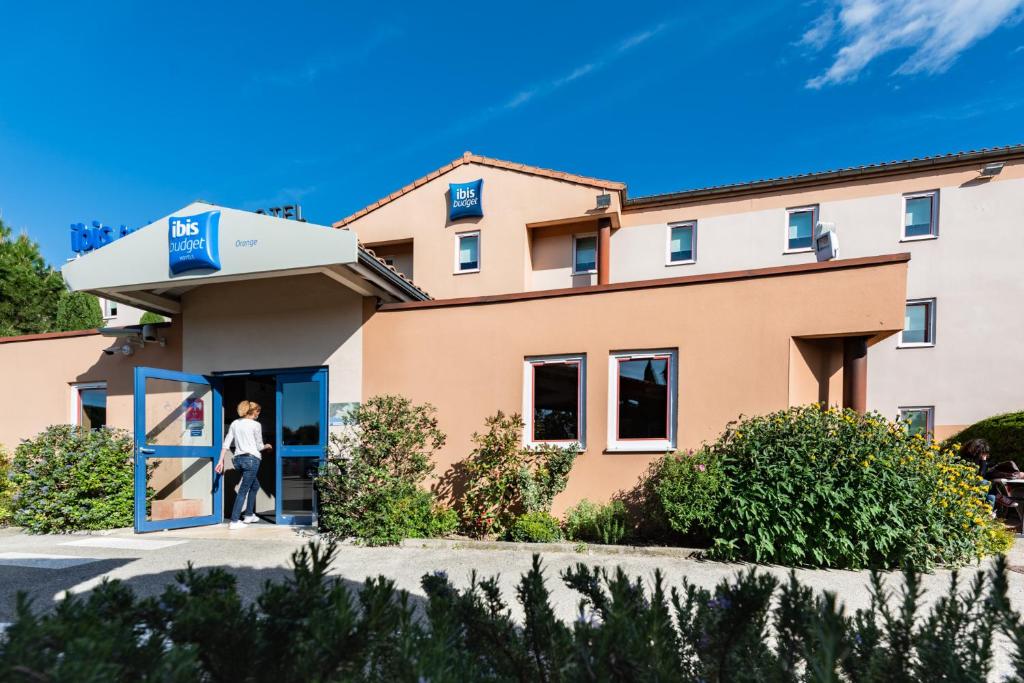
top-left (572, 234), bottom-right (597, 274)
top-left (899, 406), bottom-right (934, 440)
top-left (903, 191), bottom-right (938, 239)
top-left (607, 349), bottom-right (677, 451)
top-left (900, 298), bottom-right (936, 347)
top-left (666, 222), bottom-right (696, 264)
top-left (523, 355), bottom-right (585, 446)
top-left (786, 205), bottom-right (818, 252)
top-left (454, 231), bottom-right (480, 273)
top-left (102, 298), bottom-right (118, 319)
top-left (71, 382), bottom-right (107, 429)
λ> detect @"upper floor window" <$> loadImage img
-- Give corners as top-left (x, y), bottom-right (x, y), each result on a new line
top-left (786, 206), bottom-right (818, 252)
top-left (900, 298), bottom-right (936, 347)
top-left (102, 299), bottom-right (118, 319)
top-left (899, 406), bottom-right (934, 440)
top-left (454, 231), bottom-right (480, 274)
top-left (573, 234), bottom-right (597, 275)
top-left (666, 222), bottom-right (696, 265)
top-left (523, 355), bottom-right (585, 446)
top-left (607, 349), bottom-right (677, 451)
top-left (903, 191), bottom-right (938, 239)
top-left (72, 382), bottom-right (107, 429)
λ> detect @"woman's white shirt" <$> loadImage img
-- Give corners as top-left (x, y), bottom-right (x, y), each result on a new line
top-left (224, 418), bottom-right (265, 458)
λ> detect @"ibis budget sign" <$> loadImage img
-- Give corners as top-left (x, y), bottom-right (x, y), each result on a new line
top-left (168, 210), bottom-right (222, 274)
top-left (448, 179), bottom-right (483, 221)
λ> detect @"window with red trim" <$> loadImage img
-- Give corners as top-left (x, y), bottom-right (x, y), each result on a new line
top-left (616, 356), bottom-right (670, 440)
top-left (531, 360), bottom-right (581, 442)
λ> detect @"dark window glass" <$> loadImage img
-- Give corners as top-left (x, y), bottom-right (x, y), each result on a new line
top-left (533, 362), bottom-right (579, 441)
top-left (574, 236), bottom-right (597, 272)
top-left (80, 388), bottom-right (107, 429)
top-left (617, 358), bottom-right (669, 439)
top-left (281, 381), bottom-right (320, 446)
top-left (281, 456), bottom-right (318, 517)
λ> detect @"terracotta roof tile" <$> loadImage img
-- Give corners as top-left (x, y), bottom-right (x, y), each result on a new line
top-left (357, 244), bottom-right (431, 300)
top-left (333, 152), bottom-right (625, 227)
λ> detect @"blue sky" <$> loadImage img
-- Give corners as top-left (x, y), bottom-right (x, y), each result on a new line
top-left (1, 1), bottom-right (1022, 266)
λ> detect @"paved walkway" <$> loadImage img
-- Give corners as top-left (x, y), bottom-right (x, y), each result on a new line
top-left (3, 524), bottom-right (1024, 626)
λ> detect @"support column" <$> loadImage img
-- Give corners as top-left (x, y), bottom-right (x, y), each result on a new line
top-left (842, 336), bottom-right (868, 413)
top-left (597, 217), bottom-right (612, 286)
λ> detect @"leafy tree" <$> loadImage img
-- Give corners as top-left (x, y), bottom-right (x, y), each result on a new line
top-left (139, 311), bottom-right (167, 324)
top-left (55, 290), bottom-right (103, 331)
top-left (0, 219), bottom-right (65, 336)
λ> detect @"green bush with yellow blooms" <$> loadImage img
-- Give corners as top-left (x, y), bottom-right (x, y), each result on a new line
top-left (703, 406), bottom-right (1011, 569)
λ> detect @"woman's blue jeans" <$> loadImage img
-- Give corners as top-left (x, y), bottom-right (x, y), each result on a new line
top-left (231, 454), bottom-right (261, 522)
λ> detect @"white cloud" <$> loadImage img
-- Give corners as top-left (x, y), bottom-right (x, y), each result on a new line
top-left (803, 0), bottom-right (1024, 88)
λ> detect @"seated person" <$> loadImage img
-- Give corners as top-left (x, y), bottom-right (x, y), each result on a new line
top-left (961, 438), bottom-right (1020, 510)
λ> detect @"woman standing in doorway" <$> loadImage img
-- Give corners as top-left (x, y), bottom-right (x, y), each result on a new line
top-left (216, 400), bottom-right (272, 529)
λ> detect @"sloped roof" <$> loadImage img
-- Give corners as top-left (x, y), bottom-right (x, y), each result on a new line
top-left (625, 144), bottom-right (1024, 208)
top-left (333, 151), bottom-right (625, 228)
top-left (358, 244), bottom-right (430, 299)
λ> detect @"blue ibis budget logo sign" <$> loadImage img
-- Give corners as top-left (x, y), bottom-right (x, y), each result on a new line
top-left (168, 210), bottom-right (221, 274)
top-left (448, 179), bottom-right (483, 221)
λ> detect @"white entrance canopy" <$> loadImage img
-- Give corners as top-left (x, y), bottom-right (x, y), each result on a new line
top-left (62, 202), bottom-right (426, 314)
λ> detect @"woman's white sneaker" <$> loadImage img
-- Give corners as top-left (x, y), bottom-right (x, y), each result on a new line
top-left (228, 521), bottom-right (247, 530)
top-left (243, 515), bottom-right (259, 524)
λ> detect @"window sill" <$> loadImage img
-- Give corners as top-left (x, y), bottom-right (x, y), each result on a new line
top-left (604, 444), bottom-right (675, 454)
top-left (897, 342), bottom-right (935, 349)
top-left (782, 248), bottom-right (814, 255)
top-left (453, 268), bottom-right (480, 275)
top-left (572, 269), bottom-right (597, 276)
top-left (900, 234), bottom-right (938, 243)
top-left (665, 259), bottom-right (696, 267)
top-left (526, 441), bottom-right (585, 450)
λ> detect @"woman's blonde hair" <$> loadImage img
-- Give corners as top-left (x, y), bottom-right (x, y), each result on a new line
top-left (237, 400), bottom-right (262, 418)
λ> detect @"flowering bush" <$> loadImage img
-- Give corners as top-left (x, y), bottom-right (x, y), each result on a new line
top-left (459, 411), bottom-right (579, 538)
top-left (317, 395), bottom-right (451, 545)
top-left (10, 425), bottom-right (136, 532)
top-left (708, 406), bottom-right (1012, 569)
top-left (0, 446), bottom-right (13, 525)
top-left (644, 449), bottom-right (727, 541)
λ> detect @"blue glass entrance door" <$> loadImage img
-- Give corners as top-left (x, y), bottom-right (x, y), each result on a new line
top-left (275, 369), bottom-right (327, 525)
top-left (133, 367), bottom-right (223, 532)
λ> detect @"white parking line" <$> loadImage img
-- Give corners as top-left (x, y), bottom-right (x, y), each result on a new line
top-left (60, 538), bottom-right (187, 551)
top-left (0, 552), bottom-right (101, 569)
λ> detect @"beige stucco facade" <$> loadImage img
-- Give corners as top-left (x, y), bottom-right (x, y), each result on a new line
top-left (0, 327), bottom-right (181, 452)
top-left (362, 257), bottom-right (907, 513)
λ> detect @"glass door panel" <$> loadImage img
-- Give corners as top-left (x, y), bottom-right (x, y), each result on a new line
top-left (134, 367), bottom-right (222, 532)
top-left (276, 369), bottom-right (326, 525)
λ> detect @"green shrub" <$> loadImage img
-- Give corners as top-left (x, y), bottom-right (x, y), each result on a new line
top-left (317, 395), bottom-right (448, 545)
top-left (458, 411), bottom-right (580, 537)
top-left (509, 511), bottom-right (562, 542)
top-left (0, 446), bottom-right (13, 525)
top-left (138, 311), bottom-right (167, 324)
top-left (646, 449), bottom-right (727, 541)
top-left (10, 425), bottom-right (136, 533)
top-left (55, 291), bottom-right (103, 331)
top-left (944, 411), bottom-right (1024, 466)
top-left (708, 406), bottom-right (1011, 569)
top-left (3, 540), bottom-right (1024, 681)
top-left (563, 499), bottom-right (629, 544)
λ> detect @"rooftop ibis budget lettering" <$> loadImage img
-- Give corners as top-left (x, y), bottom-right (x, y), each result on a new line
top-left (448, 179), bottom-right (483, 221)
top-left (168, 211), bottom-right (222, 274)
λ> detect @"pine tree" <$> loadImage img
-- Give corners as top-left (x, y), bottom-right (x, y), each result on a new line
top-left (55, 291), bottom-right (103, 331)
top-left (0, 219), bottom-right (65, 336)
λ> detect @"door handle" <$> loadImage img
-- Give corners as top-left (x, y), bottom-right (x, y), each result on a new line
top-left (139, 447), bottom-right (156, 454)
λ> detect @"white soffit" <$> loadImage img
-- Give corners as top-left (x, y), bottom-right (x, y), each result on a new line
top-left (61, 202), bottom-right (358, 294)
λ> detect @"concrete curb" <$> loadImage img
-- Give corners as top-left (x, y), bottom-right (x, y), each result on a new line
top-left (399, 537), bottom-right (704, 559)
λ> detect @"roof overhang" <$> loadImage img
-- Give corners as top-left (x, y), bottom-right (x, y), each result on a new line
top-left (62, 202), bottom-right (425, 314)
